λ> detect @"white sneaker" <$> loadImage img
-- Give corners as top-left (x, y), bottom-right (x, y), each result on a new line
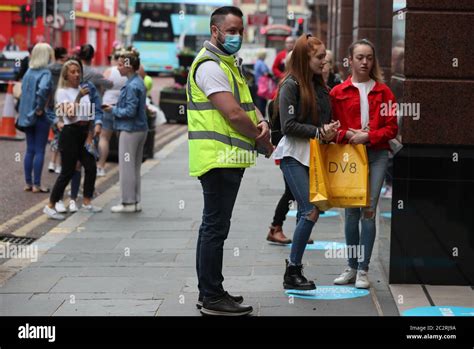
top-left (67, 190), bottom-right (82, 199)
top-left (54, 166), bottom-right (61, 174)
top-left (111, 204), bottom-right (138, 213)
top-left (97, 167), bottom-right (106, 177)
top-left (43, 205), bottom-right (65, 220)
top-left (355, 270), bottom-right (370, 289)
top-left (382, 185), bottom-right (392, 199)
top-left (334, 267), bottom-right (357, 285)
top-left (48, 162), bottom-right (55, 172)
top-left (135, 203), bottom-right (142, 212)
top-left (69, 200), bottom-right (78, 213)
top-left (55, 200), bottom-right (67, 213)
top-left (80, 204), bottom-right (102, 213)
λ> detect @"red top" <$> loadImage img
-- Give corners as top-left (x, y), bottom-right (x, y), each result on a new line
top-left (272, 50), bottom-right (287, 80)
top-left (330, 76), bottom-right (398, 150)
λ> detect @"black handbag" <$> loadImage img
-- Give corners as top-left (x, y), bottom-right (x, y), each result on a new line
top-left (15, 118), bottom-right (26, 132)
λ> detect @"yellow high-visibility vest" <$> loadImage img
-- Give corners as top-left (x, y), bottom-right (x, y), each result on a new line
top-left (187, 42), bottom-right (258, 177)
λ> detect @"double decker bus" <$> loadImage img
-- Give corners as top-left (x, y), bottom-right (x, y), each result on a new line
top-left (129, 0), bottom-right (232, 73)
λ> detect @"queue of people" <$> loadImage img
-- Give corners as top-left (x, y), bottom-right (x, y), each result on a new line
top-left (15, 5), bottom-right (399, 318)
top-left (187, 6), bottom-right (398, 316)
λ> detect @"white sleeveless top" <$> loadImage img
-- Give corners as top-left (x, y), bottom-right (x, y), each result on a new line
top-left (102, 67), bottom-right (127, 105)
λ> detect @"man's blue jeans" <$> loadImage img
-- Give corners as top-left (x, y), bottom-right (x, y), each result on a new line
top-left (196, 168), bottom-right (244, 298)
top-left (280, 157), bottom-right (316, 265)
top-left (345, 149), bottom-right (389, 271)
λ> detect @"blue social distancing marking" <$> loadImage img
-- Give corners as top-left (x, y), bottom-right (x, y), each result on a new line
top-left (402, 306), bottom-right (474, 317)
top-left (381, 212), bottom-right (392, 219)
top-left (287, 210), bottom-right (340, 218)
top-left (285, 286), bottom-right (369, 300)
top-left (287, 241), bottom-right (347, 250)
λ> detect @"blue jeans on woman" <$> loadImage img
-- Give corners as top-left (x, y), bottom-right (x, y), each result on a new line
top-left (23, 116), bottom-right (50, 187)
top-left (280, 157), bottom-right (317, 265)
top-left (345, 148), bottom-right (389, 271)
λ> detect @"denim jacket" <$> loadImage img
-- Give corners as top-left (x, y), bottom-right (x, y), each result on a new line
top-left (112, 74), bottom-right (148, 132)
top-left (18, 68), bottom-right (54, 127)
top-left (52, 81), bottom-right (103, 126)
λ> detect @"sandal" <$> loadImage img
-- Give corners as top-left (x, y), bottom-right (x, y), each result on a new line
top-left (24, 185), bottom-right (32, 192)
top-left (32, 186), bottom-right (50, 193)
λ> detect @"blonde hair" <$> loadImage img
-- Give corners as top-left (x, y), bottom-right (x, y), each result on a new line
top-left (56, 60), bottom-right (82, 102)
top-left (325, 49), bottom-right (335, 72)
top-left (256, 49), bottom-right (266, 60)
top-left (29, 43), bottom-right (54, 69)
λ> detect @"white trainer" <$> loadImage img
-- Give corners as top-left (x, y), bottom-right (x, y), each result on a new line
top-left (43, 205), bottom-right (65, 220)
top-left (334, 267), bottom-right (357, 285)
top-left (97, 167), bottom-right (106, 177)
top-left (69, 200), bottom-right (78, 213)
top-left (111, 204), bottom-right (138, 213)
top-left (135, 203), bottom-right (142, 212)
top-left (55, 200), bottom-right (67, 213)
top-left (80, 204), bottom-right (102, 213)
top-left (54, 166), bottom-right (61, 174)
top-left (48, 162), bottom-right (55, 172)
top-left (355, 270), bottom-right (370, 289)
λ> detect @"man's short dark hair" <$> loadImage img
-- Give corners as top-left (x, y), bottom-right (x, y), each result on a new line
top-left (79, 44), bottom-right (95, 62)
top-left (210, 6), bottom-right (243, 28)
top-left (54, 47), bottom-right (67, 60)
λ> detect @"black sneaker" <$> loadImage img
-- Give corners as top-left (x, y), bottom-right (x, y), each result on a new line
top-left (200, 292), bottom-right (252, 316)
top-left (196, 292), bottom-right (244, 310)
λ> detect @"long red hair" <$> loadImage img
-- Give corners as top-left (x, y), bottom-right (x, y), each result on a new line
top-left (273, 34), bottom-right (326, 125)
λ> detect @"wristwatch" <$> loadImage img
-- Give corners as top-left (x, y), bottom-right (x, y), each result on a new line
top-left (257, 119), bottom-right (270, 127)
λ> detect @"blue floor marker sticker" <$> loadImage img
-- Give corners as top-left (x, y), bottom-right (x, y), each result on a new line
top-left (287, 210), bottom-right (340, 218)
top-left (287, 241), bottom-right (347, 250)
top-left (285, 286), bottom-right (369, 300)
top-left (381, 212), bottom-right (392, 219)
top-left (402, 306), bottom-right (474, 317)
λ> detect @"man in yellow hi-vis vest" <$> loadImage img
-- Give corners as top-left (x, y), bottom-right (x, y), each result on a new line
top-left (187, 6), bottom-right (273, 316)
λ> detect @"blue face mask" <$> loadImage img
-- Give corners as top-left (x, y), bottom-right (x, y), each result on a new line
top-left (217, 28), bottom-right (242, 54)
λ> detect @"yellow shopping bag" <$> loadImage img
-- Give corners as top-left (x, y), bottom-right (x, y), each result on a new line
top-left (309, 139), bottom-right (332, 211)
top-left (309, 140), bottom-right (369, 210)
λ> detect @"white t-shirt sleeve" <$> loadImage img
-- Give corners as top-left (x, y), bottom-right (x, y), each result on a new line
top-left (55, 88), bottom-right (71, 104)
top-left (194, 60), bottom-right (232, 97)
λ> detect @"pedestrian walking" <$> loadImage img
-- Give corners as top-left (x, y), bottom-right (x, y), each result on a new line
top-left (254, 49), bottom-right (272, 114)
top-left (272, 36), bottom-right (295, 81)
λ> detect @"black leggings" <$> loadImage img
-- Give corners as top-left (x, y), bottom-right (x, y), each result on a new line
top-left (272, 176), bottom-right (294, 227)
top-left (50, 124), bottom-right (96, 203)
